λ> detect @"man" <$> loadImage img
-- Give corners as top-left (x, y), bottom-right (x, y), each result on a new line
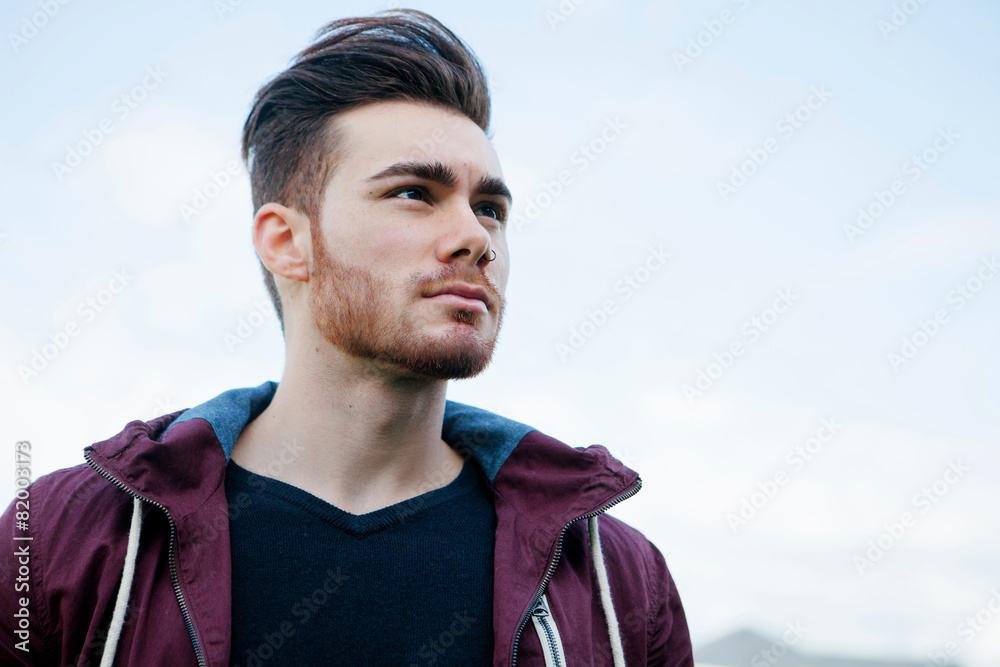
top-left (1, 9), bottom-right (693, 666)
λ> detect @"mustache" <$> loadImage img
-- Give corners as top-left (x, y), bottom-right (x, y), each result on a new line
top-left (417, 265), bottom-right (502, 310)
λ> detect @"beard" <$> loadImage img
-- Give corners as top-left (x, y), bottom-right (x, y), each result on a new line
top-left (309, 226), bottom-right (505, 380)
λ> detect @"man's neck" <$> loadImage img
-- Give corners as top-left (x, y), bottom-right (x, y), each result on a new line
top-left (231, 346), bottom-right (466, 516)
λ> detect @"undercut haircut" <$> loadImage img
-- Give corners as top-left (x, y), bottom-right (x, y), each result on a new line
top-left (241, 9), bottom-right (492, 332)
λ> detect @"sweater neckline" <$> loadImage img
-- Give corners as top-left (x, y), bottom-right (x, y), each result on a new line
top-left (225, 455), bottom-right (485, 537)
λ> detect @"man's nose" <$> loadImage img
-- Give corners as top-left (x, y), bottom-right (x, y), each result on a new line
top-left (435, 201), bottom-right (493, 266)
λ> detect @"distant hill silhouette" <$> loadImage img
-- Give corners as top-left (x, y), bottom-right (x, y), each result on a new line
top-left (695, 628), bottom-right (951, 667)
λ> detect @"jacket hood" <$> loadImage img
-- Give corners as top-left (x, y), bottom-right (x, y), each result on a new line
top-left (166, 379), bottom-right (538, 481)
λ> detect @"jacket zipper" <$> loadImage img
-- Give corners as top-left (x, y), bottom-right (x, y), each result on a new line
top-left (85, 451), bottom-right (208, 667)
top-left (509, 476), bottom-right (641, 666)
top-left (530, 594), bottom-right (563, 667)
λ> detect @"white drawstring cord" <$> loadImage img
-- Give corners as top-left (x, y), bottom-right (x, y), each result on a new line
top-left (101, 496), bottom-right (143, 667)
top-left (589, 514), bottom-right (626, 667)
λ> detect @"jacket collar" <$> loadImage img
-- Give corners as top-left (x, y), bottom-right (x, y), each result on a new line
top-left (84, 381), bottom-right (640, 531)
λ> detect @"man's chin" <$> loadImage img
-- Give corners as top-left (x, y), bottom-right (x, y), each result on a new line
top-left (375, 338), bottom-right (496, 380)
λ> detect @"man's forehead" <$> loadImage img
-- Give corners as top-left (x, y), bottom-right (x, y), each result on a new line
top-left (331, 101), bottom-right (502, 178)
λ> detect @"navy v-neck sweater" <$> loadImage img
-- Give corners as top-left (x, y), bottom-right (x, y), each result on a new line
top-left (226, 454), bottom-right (495, 666)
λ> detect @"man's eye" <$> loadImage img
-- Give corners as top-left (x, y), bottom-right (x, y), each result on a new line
top-left (476, 204), bottom-right (505, 222)
top-left (394, 187), bottom-right (425, 201)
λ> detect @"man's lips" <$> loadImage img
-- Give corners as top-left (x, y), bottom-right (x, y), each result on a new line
top-left (425, 283), bottom-right (490, 314)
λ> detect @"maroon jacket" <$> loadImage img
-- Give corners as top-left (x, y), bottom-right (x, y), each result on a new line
top-left (1, 382), bottom-right (693, 666)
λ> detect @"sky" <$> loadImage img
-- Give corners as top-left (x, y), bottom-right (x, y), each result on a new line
top-left (1, 0), bottom-right (998, 664)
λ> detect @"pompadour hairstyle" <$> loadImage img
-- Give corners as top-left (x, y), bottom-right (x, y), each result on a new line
top-left (241, 8), bottom-right (492, 331)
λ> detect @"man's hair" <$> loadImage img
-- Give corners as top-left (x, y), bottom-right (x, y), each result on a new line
top-left (241, 9), bottom-right (492, 332)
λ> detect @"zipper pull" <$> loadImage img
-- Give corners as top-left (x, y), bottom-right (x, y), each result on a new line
top-left (531, 593), bottom-right (552, 617)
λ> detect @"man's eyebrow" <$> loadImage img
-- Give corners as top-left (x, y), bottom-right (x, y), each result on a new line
top-left (476, 174), bottom-right (513, 206)
top-left (366, 160), bottom-right (513, 205)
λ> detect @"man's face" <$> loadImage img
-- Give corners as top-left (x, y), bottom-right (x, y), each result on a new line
top-left (308, 100), bottom-right (510, 380)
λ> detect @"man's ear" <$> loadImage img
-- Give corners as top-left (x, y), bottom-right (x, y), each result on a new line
top-left (253, 203), bottom-right (311, 283)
